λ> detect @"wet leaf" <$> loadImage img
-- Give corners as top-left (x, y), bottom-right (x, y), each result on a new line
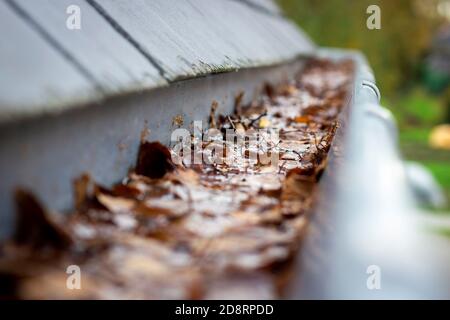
top-left (135, 141), bottom-right (175, 179)
top-left (1, 58), bottom-right (354, 299)
top-left (96, 193), bottom-right (136, 213)
top-left (13, 190), bottom-right (72, 251)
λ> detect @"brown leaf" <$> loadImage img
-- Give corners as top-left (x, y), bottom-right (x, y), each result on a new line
top-left (209, 100), bottom-right (218, 129)
top-left (135, 199), bottom-right (189, 218)
top-left (2, 58), bottom-right (354, 300)
top-left (73, 173), bottom-right (93, 211)
top-left (293, 115), bottom-right (310, 124)
top-left (13, 190), bottom-right (72, 250)
top-left (111, 183), bottom-right (145, 199)
top-left (96, 193), bottom-right (136, 213)
top-left (135, 141), bottom-right (175, 179)
top-left (167, 168), bottom-right (200, 186)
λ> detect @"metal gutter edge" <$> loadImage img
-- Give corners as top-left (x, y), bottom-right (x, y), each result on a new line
top-left (289, 48), bottom-right (449, 299)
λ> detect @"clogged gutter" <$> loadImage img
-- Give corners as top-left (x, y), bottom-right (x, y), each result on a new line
top-left (0, 59), bottom-right (354, 299)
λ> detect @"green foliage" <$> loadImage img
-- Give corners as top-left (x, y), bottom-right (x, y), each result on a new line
top-left (278, 0), bottom-right (443, 97)
top-left (393, 87), bottom-right (444, 127)
top-left (424, 162), bottom-right (450, 188)
top-left (278, 0), bottom-right (450, 212)
top-left (399, 127), bottom-right (431, 144)
top-left (424, 162), bottom-right (450, 210)
top-left (423, 63), bottom-right (450, 93)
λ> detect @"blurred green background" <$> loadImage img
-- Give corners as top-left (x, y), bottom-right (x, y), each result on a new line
top-left (279, 0), bottom-right (450, 211)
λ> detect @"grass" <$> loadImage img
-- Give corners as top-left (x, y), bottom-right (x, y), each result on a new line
top-left (389, 87), bottom-right (445, 128)
top-left (388, 87), bottom-right (450, 216)
top-left (402, 142), bottom-right (450, 214)
top-left (422, 162), bottom-right (450, 210)
top-left (399, 127), bottom-right (430, 144)
top-left (422, 162), bottom-right (450, 189)
top-left (436, 227), bottom-right (450, 238)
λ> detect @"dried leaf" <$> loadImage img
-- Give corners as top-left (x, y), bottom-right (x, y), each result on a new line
top-left (13, 190), bottom-right (72, 250)
top-left (258, 117), bottom-right (271, 128)
top-left (135, 141), bottom-right (175, 179)
top-left (293, 115), bottom-right (310, 123)
top-left (96, 193), bottom-right (136, 213)
top-left (209, 100), bottom-right (218, 129)
top-left (73, 173), bottom-right (93, 211)
top-left (1, 58), bottom-right (354, 300)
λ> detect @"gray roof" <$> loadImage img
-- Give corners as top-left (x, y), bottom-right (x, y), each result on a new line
top-left (0, 0), bottom-right (315, 123)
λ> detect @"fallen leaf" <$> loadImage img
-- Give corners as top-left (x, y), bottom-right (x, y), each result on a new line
top-left (13, 190), bottom-right (72, 251)
top-left (96, 193), bottom-right (136, 213)
top-left (135, 141), bottom-right (175, 179)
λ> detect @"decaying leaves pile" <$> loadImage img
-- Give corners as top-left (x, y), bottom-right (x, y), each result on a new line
top-left (0, 59), bottom-right (354, 299)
